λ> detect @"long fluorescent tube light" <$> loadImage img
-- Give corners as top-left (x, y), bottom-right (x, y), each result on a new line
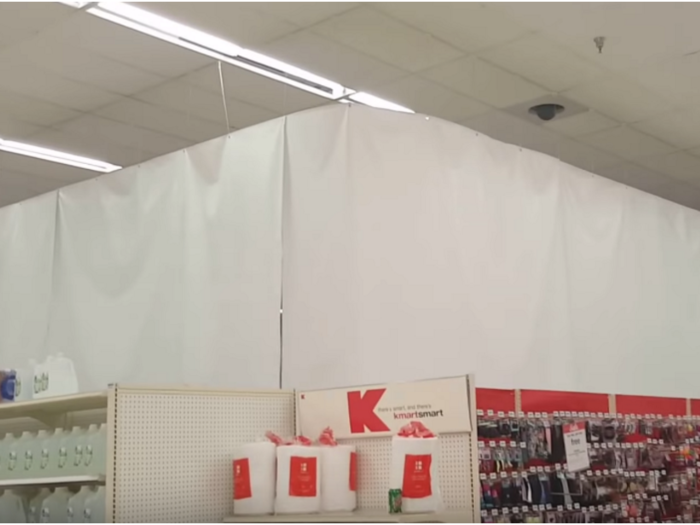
top-left (87, 2), bottom-right (353, 100)
top-left (348, 92), bottom-right (415, 114)
top-left (0, 139), bottom-right (122, 173)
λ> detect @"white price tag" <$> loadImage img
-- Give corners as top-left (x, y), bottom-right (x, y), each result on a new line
top-left (479, 473), bottom-right (486, 480)
top-left (489, 473), bottom-right (496, 480)
top-left (502, 507), bottom-right (509, 515)
top-left (487, 410), bottom-right (494, 416)
top-left (557, 505), bottom-right (563, 512)
top-left (508, 411), bottom-right (515, 417)
top-left (497, 411), bottom-right (505, 417)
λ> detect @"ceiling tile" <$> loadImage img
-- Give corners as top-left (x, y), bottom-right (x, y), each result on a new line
top-left (56, 115), bottom-right (190, 160)
top-left (0, 117), bottom-right (44, 140)
top-left (636, 152), bottom-right (700, 185)
top-left (185, 64), bottom-right (329, 116)
top-left (423, 57), bottom-right (547, 108)
top-left (564, 76), bottom-right (674, 123)
top-left (625, 53), bottom-right (700, 107)
top-left (595, 162), bottom-right (673, 194)
top-left (261, 31), bottom-right (405, 91)
top-left (481, 34), bottom-right (605, 92)
top-left (0, 168), bottom-right (62, 195)
top-left (135, 79), bottom-right (277, 130)
top-left (373, 3), bottom-right (529, 53)
top-left (491, 3), bottom-right (611, 32)
top-left (0, 60), bottom-right (120, 112)
top-left (0, 3), bottom-right (75, 50)
top-left (142, 3), bottom-right (297, 46)
top-left (579, 126), bottom-right (675, 161)
top-left (0, 182), bottom-right (36, 205)
top-left (633, 110), bottom-right (700, 150)
top-left (44, 12), bottom-right (213, 78)
top-left (540, 4), bottom-right (700, 71)
top-left (312, 6), bottom-right (463, 73)
top-left (371, 76), bottom-right (489, 122)
top-left (556, 138), bottom-right (623, 171)
top-left (0, 90), bottom-right (79, 127)
top-left (0, 150), bottom-right (97, 184)
top-left (544, 111), bottom-right (618, 137)
top-left (462, 110), bottom-right (560, 151)
top-left (95, 99), bottom-right (226, 144)
top-left (253, 3), bottom-right (359, 27)
top-left (653, 181), bottom-right (700, 210)
top-left (13, 40), bottom-right (166, 96)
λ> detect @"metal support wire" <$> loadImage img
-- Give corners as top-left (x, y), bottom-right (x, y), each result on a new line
top-left (218, 61), bottom-right (231, 132)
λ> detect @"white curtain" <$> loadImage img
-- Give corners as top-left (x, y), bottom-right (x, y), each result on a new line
top-left (47, 120), bottom-right (284, 391)
top-left (0, 192), bottom-right (57, 365)
top-left (282, 105), bottom-right (700, 398)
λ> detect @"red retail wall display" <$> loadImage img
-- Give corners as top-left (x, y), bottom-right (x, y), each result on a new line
top-left (615, 394), bottom-right (687, 416)
top-left (520, 389), bottom-right (609, 414)
top-left (692, 399), bottom-right (700, 416)
top-left (475, 388), bottom-right (515, 413)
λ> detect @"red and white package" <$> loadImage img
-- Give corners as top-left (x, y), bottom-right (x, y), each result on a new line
top-left (232, 437), bottom-right (277, 515)
top-left (271, 432), bottom-right (321, 514)
top-left (390, 421), bottom-right (442, 514)
top-left (317, 427), bottom-right (357, 512)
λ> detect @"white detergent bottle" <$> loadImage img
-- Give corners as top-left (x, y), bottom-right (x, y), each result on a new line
top-left (50, 354), bottom-right (79, 397)
top-left (83, 487), bottom-right (105, 523)
top-left (14, 359), bottom-right (35, 402)
top-left (0, 489), bottom-right (28, 523)
top-left (67, 486), bottom-right (94, 523)
top-left (41, 487), bottom-right (71, 523)
top-left (18, 431), bottom-right (36, 480)
top-left (69, 427), bottom-right (86, 475)
top-left (27, 489), bottom-right (51, 524)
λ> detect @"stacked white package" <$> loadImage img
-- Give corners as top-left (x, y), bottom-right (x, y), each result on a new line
top-left (232, 442), bottom-right (276, 515)
top-left (320, 445), bottom-right (356, 512)
top-left (390, 435), bottom-right (442, 513)
top-left (274, 446), bottom-right (321, 514)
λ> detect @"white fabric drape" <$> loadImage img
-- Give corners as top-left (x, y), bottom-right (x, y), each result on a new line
top-left (0, 192), bottom-right (57, 364)
top-left (282, 105), bottom-right (700, 398)
top-left (47, 120), bottom-right (284, 391)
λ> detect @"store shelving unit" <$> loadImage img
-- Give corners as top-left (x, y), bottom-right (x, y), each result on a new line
top-left (224, 510), bottom-right (473, 523)
top-left (0, 474), bottom-right (105, 488)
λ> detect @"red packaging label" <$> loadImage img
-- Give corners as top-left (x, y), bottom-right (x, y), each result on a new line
top-left (402, 454), bottom-right (432, 499)
top-left (349, 452), bottom-right (357, 491)
top-left (289, 456), bottom-right (317, 497)
top-left (233, 458), bottom-right (252, 500)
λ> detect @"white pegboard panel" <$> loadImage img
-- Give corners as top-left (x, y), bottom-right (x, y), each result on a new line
top-left (112, 387), bottom-right (295, 523)
top-left (339, 433), bottom-right (475, 518)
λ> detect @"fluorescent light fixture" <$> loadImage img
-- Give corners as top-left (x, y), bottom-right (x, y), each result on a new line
top-left (348, 92), bottom-right (414, 114)
top-left (87, 2), bottom-right (353, 100)
top-left (0, 139), bottom-right (121, 173)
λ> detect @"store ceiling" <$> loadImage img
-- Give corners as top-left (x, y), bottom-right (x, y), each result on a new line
top-left (2, 2), bottom-right (700, 210)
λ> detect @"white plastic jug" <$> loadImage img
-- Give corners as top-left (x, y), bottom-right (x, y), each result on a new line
top-left (19, 431), bottom-right (36, 479)
top-left (14, 360), bottom-right (36, 402)
top-left (41, 487), bottom-right (71, 523)
top-left (35, 430), bottom-right (54, 477)
top-left (50, 354), bottom-right (79, 397)
top-left (69, 427), bottom-right (86, 475)
top-left (29, 430), bottom-right (50, 477)
top-left (27, 489), bottom-right (50, 524)
top-left (32, 358), bottom-right (50, 400)
top-left (54, 429), bottom-right (72, 475)
top-left (83, 425), bottom-right (107, 476)
top-left (0, 489), bottom-right (28, 523)
top-left (67, 486), bottom-right (94, 523)
top-left (2, 434), bottom-right (18, 480)
top-left (83, 487), bottom-right (105, 523)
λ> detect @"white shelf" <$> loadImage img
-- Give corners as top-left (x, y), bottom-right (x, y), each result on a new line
top-left (0, 474), bottom-right (105, 488)
top-left (0, 391), bottom-right (108, 421)
top-left (224, 510), bottom-right (472, 523)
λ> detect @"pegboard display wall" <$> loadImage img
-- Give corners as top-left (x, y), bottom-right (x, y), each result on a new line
top-left (340, 433), bottom-right (475, 516)
top-left (111, 387), bottom-right (295, 523)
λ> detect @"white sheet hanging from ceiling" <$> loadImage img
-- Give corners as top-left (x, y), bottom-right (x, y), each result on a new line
top-left (0, 192), bottom-right (57, 365)
top-left (281, 105), bottom-right (700, 398)
top-left (48, 120), bottom-right (284, 391)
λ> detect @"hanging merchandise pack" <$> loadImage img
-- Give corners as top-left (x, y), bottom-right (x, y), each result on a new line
top-left (232, 439), bottom-right (277, 516)
top-left (269, 432), bottom-right (322, 515)
top-left (390, 421), bottom-right (442, 514)
top-left (318, 427), bottom-right (357, 513)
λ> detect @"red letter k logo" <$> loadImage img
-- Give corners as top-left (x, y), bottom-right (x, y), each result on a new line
top-left (347, 388), bottom-right (390, 433)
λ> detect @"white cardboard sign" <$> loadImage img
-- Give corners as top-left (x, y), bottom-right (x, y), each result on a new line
top-left (297, 376), bottom-right (471, 439)
top-left (563, 422), bottom-right (590, 472)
